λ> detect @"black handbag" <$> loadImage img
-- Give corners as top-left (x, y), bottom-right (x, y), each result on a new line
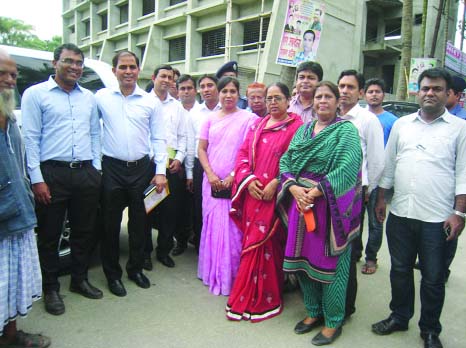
top-left (211, 187), bottom-right (232, 199)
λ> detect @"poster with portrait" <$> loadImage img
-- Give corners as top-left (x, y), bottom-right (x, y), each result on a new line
top-left (408, 58), bottom-right (437, 95)
top-left (276, 0), bottom-right (325, 67)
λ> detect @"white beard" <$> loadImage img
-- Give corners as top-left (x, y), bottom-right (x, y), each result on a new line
top-left (0, 89), bottom-right (16, 121)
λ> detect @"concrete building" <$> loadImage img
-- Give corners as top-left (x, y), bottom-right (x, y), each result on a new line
top-left (62, 0), bottom-right (458, 95)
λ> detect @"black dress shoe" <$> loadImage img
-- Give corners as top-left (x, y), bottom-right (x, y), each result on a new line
top-left (70, 280), bottom-right (103, 299)
top-left (421, 333), bottom-right (443, 348)
top-left (44, 290), bottom-right (65, 315)
top-left (311, 326), bottom-right (342, 346)
top-left (143, 256), bottom-right (153, 271)
top-left (128, 272), bottom-right (151, 288)
top-left (157, 255), bottom-right (175, 268)
top-left (294, 317), bottom-right (324, 334)
top-left (108, 279), bottom-right (127, 297)
top-left (372, 317), bottom-right (408, 335)
top-left (172, 245), bottom-right (186, 256)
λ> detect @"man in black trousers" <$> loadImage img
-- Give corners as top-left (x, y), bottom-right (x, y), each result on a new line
top-left (96, 51), bottom-right (167, 297)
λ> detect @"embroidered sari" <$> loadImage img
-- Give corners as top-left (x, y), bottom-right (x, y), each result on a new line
top-left (277, 119), bottom-right (363, 283)
top-left (226, 113), bottom-right (303, 322)
top-left (197, 109), bottom-right (257, 296)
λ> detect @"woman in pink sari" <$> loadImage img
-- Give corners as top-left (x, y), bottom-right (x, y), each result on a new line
top-left (197, 77), bottom-right (257, 295)
top-left (226, 83), bottom-right (303, 321)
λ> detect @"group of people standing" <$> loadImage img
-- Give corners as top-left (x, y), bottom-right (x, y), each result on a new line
top-left (1, 41), bottom-right (465, 348)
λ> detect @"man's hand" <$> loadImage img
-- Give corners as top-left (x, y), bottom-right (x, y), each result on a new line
top-left (168, 159), bottom-right (181, 174)
top-left (443, 214), bottom-right (465, 241)
top-left (32, 182), bottom-right (52, 205)
top-left (150, 174), bottom-right (167, 193)
top-left (186, 179), bottom-right (194, 193)
top-left (248, 180), bottom-right (264, 200)
top-left (375, 198), bottom-right (386, 223)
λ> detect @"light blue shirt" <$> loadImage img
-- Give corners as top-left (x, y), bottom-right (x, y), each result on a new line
top-left (376, 111), bottom-right (398, 147)
top-left (95, 85), bottom-right (167, 175)
top-left (22, 76), bottom-right (101, 184)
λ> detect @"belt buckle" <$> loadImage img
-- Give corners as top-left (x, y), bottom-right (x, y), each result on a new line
top-left (126, 160), bottom-right (137, 167)
top-left (69, 161), bottom-right (82, 169)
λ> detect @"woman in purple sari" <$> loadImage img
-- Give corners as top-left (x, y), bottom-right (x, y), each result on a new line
top-left (277, 82), bottom-right (362, 345)
top-left (197, 76), bottom-right (257, 295)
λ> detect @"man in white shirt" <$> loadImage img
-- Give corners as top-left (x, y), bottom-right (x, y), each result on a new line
top-left (337, 70), bottom-right (385, 318)
top-left (372, 68), bottom-right (466, 348)
top-left (172, 74), bottom-right (199, 256)
top-left (146, 64), bottom-right (187, 268)
top-left (185, 75), bottom-right (220, 252)
top-left (96, 51), bottom-right (167, 297)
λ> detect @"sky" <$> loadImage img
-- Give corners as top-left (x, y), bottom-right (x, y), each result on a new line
top-left (1, 0), bottom-right (63, 40)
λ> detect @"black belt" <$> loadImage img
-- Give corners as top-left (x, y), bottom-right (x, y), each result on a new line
top-left (42, 160), bottom-right (92, 169)
top-left (103, 155), bottom-right (149, 168)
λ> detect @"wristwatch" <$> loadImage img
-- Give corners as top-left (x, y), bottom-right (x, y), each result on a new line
top-left (453, 210), bottom-right (466, 219)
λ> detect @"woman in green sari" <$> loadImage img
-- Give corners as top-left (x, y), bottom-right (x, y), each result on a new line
top-left (277, 81), bottom-right (362, 346)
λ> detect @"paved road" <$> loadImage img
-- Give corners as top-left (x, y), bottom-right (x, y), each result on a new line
top-left (21, 216), bottom-right (465, 348)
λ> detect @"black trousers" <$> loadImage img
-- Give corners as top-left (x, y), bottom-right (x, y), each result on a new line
top-left (174, 167), bottom-right (193, 249)
top-left (36, 161), bottom-right (101, 292)
top-left (101, 155), bottom-right (153, 281)
top-left (192, 158), bottom-right (204, 251)
top-left (145, 170), bottom-right (184, 258)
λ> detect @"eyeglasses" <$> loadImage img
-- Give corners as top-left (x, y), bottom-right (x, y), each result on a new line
top-left (265, 96), bottom-right (285, 103)
top-left (60, 58), bottom-right (84, 67)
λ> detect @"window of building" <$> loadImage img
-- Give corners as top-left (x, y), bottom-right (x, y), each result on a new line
top-left (169, 0), bottom-right (186, 6)
top-left (119, 3), bottom-right (129, 24)
top-left (83, 19), bottom-right (90, 37)
top-left (385, 17), bottom-right (401, 38)
top-left (100, 12), bottom-right (108, 31)
top-left (414, 13), bottom-right (423, 25)
top-left (69, 25), bottom-right (75, 34)
top-left (169, 37), bottom-right (186, 61)
top-left (202, 28), bottom-right (225, 57)
top-left (243, 17), bottom-right (270, 51)
top-left (142, 0), bottom-right (155, 15)
top-left (139, 44), bottom-right (146, 61)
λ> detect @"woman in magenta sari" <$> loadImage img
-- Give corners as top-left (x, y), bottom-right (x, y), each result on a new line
top-left (226, 83), bottom-right (303, 322)
top-left (197, 77), bottom-right (257, 296)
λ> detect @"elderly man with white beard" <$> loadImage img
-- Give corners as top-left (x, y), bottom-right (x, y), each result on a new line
top-left (0, 49), bottom-right (51, 348)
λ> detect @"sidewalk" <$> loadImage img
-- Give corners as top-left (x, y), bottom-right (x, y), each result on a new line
top-left (21, 221), bottom-right (465, 348)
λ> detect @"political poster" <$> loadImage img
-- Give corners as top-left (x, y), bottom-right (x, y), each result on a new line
top-left (276, 0), bottom-right (325, 67)
top-left (408, 58), bottom-right (437, 95)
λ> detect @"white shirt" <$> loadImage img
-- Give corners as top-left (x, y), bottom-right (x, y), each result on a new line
top-left (379, 110), bottom-right (466, 222)
top-left (185, 101), bottom-right (221, 179)
top-left (151, 91), bottom-right (187, 164)
top-left (95, 85), bottom-right (167, 175)
top-left (340, 103), bottom-right (385, 192)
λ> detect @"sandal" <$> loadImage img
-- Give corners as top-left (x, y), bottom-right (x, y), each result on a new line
top-left (9, 331), bottom-right (51, 348)
top-left (361, 261), bottom-right (378, 275)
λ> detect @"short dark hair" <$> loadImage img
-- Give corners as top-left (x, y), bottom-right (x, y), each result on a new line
top-left (338, 69), bottom-right (365, 90)
top-left (315, 81), bottom-right (340, 99)
top-left (217, 76), bottom-right (239, 93)
top-left (177, 74), bottom-right (196, 89)
top-left (153, 64), bottom-right (173, 78)
top-left (418, 68), bottom-right (452, 90)
top-left (266, 82), bottom-right (291, 99)
top-left (296, 61), bottom-right (323, 81)
top-left (111, 51), bottom-right (140, 68)
top-left (173, 68), bottom-right (181, 79)
top-left (54, 43), bottom-right (84, 61)
top-left (198, 74), bottom-right (218, 87)
top-left (303, 29), bottom-right (315, 40)
top-left (364, 78), bottom-right (385, 93)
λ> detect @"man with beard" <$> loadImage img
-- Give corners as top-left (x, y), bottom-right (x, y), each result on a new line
top-left (337, 70), bottom-right (385, 319)
top-left (96, 51), bottom-right (167, 296)
top-left (185, 75), bottom-right (220, 252)
top-left (22, 43), bottom-right (103, 315)
top-left (372, 68), bottom-right (466, 348)
top-left (360, 78), bottom-right (398, 275)
top-left (0, 48), bottom-right (51, 348)
top-left (145, 64), bottom-right (187, 268)
top-left (288, 61), bottom-right (323, 123)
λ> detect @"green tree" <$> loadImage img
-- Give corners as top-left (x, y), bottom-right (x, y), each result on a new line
top-left (0, 16), bottom-right (61, 51)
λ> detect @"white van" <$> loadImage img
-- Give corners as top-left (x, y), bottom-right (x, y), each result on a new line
top-left (1, 44), bottom-right (118, 126)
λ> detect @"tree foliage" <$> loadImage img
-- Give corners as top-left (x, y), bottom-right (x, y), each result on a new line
top-left (0, 16), bottom-right (61, 51)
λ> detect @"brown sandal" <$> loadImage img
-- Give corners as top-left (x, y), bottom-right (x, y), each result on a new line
top-left (361, 261), bottom-right (378, 275)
